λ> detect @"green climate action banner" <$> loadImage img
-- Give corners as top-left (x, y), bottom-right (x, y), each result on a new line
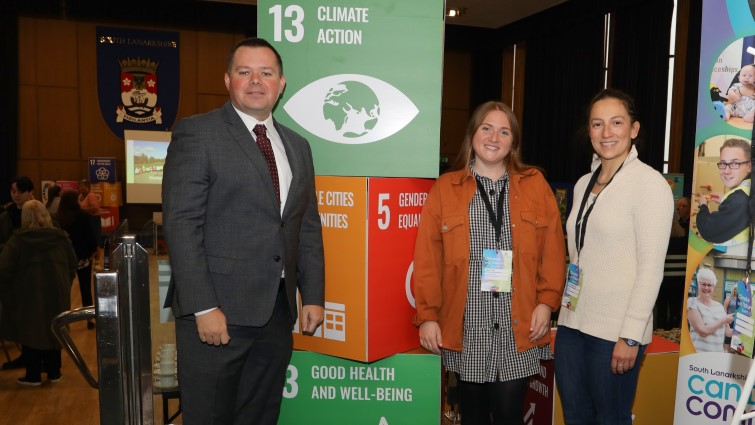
top-left (258, 0), bottom-right (444, 178)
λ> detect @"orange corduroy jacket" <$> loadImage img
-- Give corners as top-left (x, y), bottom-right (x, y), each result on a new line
top-left (412, 166), bottom-right (566, 352)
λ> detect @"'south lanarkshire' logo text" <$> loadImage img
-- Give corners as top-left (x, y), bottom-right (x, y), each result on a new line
top-left (284, 74), bottom-right (418, 145)
top-left (117, 57), bottom-right (162, 125)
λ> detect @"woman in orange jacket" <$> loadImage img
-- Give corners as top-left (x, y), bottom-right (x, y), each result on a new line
top-left (413, 101), bottom-right (565, 425)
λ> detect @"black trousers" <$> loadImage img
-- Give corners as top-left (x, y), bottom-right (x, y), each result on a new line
top-left (176, 285), bottom-right (293, 425)
top-left (22, 345), bottom-right (61, 381)
top-left (77, 264), bottom-right (93, 307)
top-left (458, 377), bottom-right (529, 425)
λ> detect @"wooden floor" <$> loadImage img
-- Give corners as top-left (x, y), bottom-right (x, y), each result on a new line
top-left (0, 274), bottom-right (182, 425)
top-left (0, 264), bottom-right (453, 425)
top-left (0, 279), bottom-right (101, 425)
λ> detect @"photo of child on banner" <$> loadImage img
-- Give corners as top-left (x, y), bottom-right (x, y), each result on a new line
top-left (710, 40), bottom-right (755, 130)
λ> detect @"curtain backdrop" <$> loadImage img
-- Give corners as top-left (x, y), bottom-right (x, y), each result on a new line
top-left (681, 0), bottom-right (703, 197)
top-left (519, 16), bottom-right (605, 183)
top-left (610, 0), bottom-right (675, 171)
top-left (511, 0), bottom-right (675, 183)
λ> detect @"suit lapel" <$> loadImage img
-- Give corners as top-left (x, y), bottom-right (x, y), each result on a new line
top-left (221, 102), bottom-right (280, 206)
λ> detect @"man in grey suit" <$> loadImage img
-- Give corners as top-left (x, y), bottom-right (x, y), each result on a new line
top-left (162, 37), bottom-right (324, 425)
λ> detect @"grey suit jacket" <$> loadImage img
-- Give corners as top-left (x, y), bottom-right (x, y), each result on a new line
top-left (162, 101), bottom-right (325, 326)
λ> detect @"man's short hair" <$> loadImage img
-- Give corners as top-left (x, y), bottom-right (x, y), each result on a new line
top-left (226, 37), bottom-right (283, 75)
top-left (11, 176), bottom-right (33, 193)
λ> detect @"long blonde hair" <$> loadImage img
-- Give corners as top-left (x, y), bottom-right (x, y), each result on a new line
top-left (22, 200), bottom-right (54, 229)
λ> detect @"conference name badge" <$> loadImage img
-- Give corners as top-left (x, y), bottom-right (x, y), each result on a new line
top-left (480, 249), bottom-right (512, 292)
top-left (561, 263), bottom-right (582, 311)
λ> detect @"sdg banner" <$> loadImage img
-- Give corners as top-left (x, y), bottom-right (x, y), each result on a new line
top-left (258, 0), bottom-right (444, 178)
top-left (279, 351), bottom-right (440, 425)
top-left (291, 177), bottom-right (434, 362)
top-left (89, 157), bottom-right (117, 183)
top-left (674, 1), bottom-right (755, 423)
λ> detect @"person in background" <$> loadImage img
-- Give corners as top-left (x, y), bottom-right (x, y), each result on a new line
top-left (413, 100), bottom-right (565, 425)
top-left (0, 176), bottom-right (35, 248)
top-left (670, 196), bottom-right (690, 238)
top-left (77, 179), bottom-right (101, 248)
top-left (687, 268), bottom-right (732, 353)
top-left (0, 176), bottom-right (35, 371)
top-left (555, 88), bottom-right (674, 424)
top-left (76, 180), bottom-right (99, 216)
top-left (57, 191), bottom-right (98, 329)
top-left (162, 37), bottom-right (324, 425)
top-left (0, 200), bottom-right (76, 385)
top-left (45, 185), bottom-right (62, 216)
top-left (696, 138), bottom-right (752, 256)
top-left (723, 283), bottom-right (739, 352)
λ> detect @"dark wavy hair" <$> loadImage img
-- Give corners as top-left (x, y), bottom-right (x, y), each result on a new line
top-left (45, 185), bottom-right (61, 210)
top-left (586, 88), bottom-right (641, 147)
top-left (56, 190), bottom-right (83, 229)
top-left (11, 176), bottom-right (33, 193)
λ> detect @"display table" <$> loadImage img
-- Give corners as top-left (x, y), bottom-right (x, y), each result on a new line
top-left (153, 385), bottom-right (181, 425)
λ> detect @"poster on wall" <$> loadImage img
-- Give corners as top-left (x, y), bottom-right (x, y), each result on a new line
top-left (96, 26), bottom-right (180, 139)
top-left (257, 0), bottom-right (444, 178)
top-left (664, 173), bottom-right (685, 201)
top-left (89, 157), bottom-right (117, 183)
top-left (673, 1), bottom-right (755, 423)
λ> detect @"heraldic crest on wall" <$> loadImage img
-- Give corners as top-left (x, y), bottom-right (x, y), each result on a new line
top-left (117, 57), bottom-right (162, 124)
top-left (97, 26), bottom-right (179, 139)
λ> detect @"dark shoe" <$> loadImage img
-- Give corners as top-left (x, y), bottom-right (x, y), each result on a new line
top-left (87, 320), bottom-right (95, 330)
top-left (2, 356), bottom-right (25, 370)
top-left (17, 376), bottom-right (42, 386)
top-left (48, 373), bottom-right (62, 383)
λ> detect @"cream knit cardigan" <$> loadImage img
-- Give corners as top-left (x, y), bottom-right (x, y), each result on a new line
top-left (558, 146), bottom-right (674, 344)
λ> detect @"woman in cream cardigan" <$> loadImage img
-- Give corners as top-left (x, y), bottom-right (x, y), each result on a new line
top-left (555, 89), bottom-right (674, 424)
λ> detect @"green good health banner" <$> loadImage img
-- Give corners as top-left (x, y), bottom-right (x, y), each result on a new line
top-left (279, 351), bottom-right (441, 424)
top-left (258, 0), bottom-right (444, 178)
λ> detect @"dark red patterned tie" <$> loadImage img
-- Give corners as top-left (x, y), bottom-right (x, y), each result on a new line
top-left (253, 124), bottom-right (280, 205)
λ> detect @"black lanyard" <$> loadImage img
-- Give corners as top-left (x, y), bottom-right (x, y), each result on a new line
top-left (475, 177), bottom-right (504, 246)
top-left (574, 163), bottom-right (623, 255)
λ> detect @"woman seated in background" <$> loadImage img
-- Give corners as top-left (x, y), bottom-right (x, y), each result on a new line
top-left (0, 200), bottom-right (77, 386)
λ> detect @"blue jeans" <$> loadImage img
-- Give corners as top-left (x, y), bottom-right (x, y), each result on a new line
top-left (554, 326), bottom-right (645, 425)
